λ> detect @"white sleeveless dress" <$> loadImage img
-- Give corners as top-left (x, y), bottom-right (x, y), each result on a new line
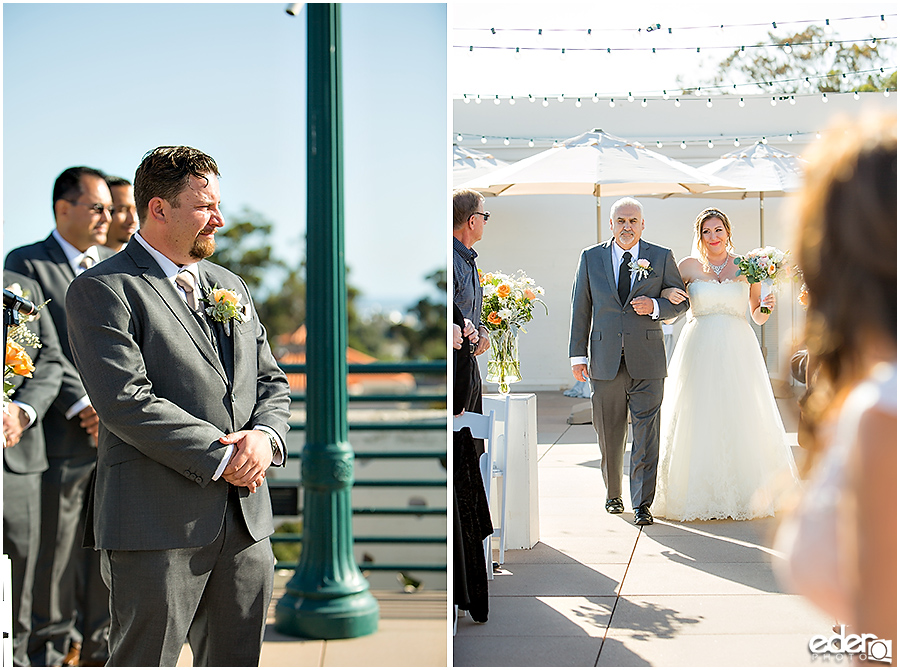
top-left (652, 280), bottom-right (800, 521)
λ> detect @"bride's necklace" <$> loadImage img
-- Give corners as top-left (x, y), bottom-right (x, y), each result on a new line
top-left (709, 257), bottom-right (729, 277)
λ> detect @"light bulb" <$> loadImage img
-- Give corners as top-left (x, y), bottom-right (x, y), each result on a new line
top-left (662, 90), bottom-right (669, 100)
top-left (592, 93), bottom-right (599, 103)
top-left (707, 140), bottom-right (714, 148)
top-left (463, 95), bottom-right (470, 104)
top-left (475, 95), bottom-right (481, 104)
top-left (733, 139), bottom-right (740, 147)
top-left (822, 93), bottom-right (828, 103)
top-left (494, 95), bottom-right (501, 105)
top-left (504, 138), bottom-right (510, 146)
top-left (674, 98), bottom-right (681, 107)
top-left (656, 141), bottom-right (663, 148)
top-left (627, 92), bottom-right (634, 102)
top-left (528, 139), bottom-right (534, 147)
top-left (509, 96), bottom-right (515, 105)
top-left (783, 44), bottom-right (792, 54)
top-left (706, 98), bottom-right (713, 108)
top-left (853, 91), bottom-right (860, 100)
top-left (762, 136), bottom-right (768, 144)
top-left (771, 97), bottom-right (777, 106)
top-left (739, 97), bottom-right (745, 107)
top-left (885, 89), bottom-right (891, 98)
top-left (456, 133), bottom-right (463, 142)
top-left (481, 136), bottom-right (487, 144)
top-left (542, 98), bottom-right (549, 107)
top-left (575, 98), bottom-right (582, 107)
top-left (558, 94), bottom-right (565, 103)
top-left (789, 96), bottom-right (796, 105)
top-left (680, 141), bottom-right (686, 149)
top-left (787, 134), bottom-right (793, 142)
top-left (641, 99), bottom-right (648, 107)
top-left (609, 99), bottom-right (615, 108)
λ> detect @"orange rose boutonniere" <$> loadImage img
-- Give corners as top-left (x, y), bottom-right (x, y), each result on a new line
top-left (201, 285), bottom-right (250, 335)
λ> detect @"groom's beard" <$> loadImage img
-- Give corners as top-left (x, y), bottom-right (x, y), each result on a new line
top-left (190, 233), bottom-right (216, 260)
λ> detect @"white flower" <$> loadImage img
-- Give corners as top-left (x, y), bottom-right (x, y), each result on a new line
top-left (498, 308), bottom-right (513, 320)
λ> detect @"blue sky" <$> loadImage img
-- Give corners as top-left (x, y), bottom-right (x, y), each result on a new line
top-left (3, 3), bottom-right (447, 311)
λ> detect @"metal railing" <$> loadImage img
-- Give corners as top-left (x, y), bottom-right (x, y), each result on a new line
top-left (270, 360), bottom-right (447, 575)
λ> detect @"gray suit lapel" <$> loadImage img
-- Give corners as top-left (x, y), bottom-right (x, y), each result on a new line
top-left (600, 241), bottom-right (619, 302)
top-left (126, 244), bottom-right (228, 382)
top-left (44, 235), bottom-right (76, 284)
top-left (199, 264), bottom-right (236, 384)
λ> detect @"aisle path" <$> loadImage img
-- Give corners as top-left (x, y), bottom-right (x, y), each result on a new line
top-left (454, 391), bottom-right (836, 667)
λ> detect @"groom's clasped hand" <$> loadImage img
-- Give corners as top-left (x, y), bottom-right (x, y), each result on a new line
top-left (219, 429), bottom-right (273, 493)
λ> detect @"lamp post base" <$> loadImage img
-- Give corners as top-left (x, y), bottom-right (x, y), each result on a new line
top-left (275, 590), bottom-right (379, 640)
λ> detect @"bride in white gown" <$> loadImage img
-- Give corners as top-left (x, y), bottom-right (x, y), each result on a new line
top-left (651, 208), bottom-right (799, 521)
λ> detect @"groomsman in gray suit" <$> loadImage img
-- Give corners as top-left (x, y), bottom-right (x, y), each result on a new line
top-left (5, 166), bottom-right (115, 666)
top-left (66, 146), bottom-right (291, 666)
top-left (568, 197), bottom-right (688, 526)
top-left (3, 271), bottom-right (65, 666)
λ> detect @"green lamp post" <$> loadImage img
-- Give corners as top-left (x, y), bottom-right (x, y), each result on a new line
top-left (274, 2), bottom-right (379, 639)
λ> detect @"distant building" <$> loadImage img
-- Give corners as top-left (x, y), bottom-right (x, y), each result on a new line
top-left (277, 325), bottom-right (416, 395)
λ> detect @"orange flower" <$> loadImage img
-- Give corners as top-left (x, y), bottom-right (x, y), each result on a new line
top-left (211, 288), bottom-right (240, 305)
top-left (488, 311), bottom-right (503, 325)
top-left (6, 340), bottom-right (34, 378)
top-left (497, 283), bottom-right (511, 298)
top-left (524, 288), bottom-right (536, 301)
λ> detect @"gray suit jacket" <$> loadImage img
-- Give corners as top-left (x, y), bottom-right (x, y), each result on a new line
top-left (65, 239), bottom-right (291, 551)
top-left (5, 234), bottom-right (115, 459)
top-left (569, 239), bottom-right (688, 381)
top-left (3, 271), bottom-right (64, 474)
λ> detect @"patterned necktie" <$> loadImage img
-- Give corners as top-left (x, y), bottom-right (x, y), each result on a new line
top-left (618, 251), bottom-right (632, 305)
top-left (175, 270), bottom-right (200, 313)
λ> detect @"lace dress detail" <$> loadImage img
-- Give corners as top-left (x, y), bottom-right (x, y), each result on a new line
top-left (651, 280), bottom-right (800, 521)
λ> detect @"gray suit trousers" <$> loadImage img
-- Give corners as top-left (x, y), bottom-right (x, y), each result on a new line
top-left (590, 357), bottom-right (663, 510)
top-left (102, 486), bottom-right (274, 667)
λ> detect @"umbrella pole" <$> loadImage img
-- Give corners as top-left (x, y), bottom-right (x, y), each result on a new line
top-left (596, 196), bottom-right (603, 244)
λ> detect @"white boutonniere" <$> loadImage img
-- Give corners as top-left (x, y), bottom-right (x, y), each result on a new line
top-left (628, 258), bottom-right (653, 281)
top-left (200, 285), bottom-right (250, 336)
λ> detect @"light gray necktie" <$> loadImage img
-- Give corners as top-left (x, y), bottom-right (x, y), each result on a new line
top-left (175, 270), bottom-right (200, 313)
top-left (77, 255), bottom-right (94, 274)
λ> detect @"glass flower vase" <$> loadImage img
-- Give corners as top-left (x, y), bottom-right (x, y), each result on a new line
top-left (486, 328), bottom-right (521, 394)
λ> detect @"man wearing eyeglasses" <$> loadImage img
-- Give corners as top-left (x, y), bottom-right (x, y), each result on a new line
top-left (452, 188), bottom-right (491, 415)
top-left (5, 166), bottom-right (115, 666)
top-left (103, 176), bottom-right (138, 253)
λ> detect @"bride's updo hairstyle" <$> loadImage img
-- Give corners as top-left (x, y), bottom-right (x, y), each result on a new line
top-left (692, 207), bottom-right (735, 270)
top-left (793, 112), bottom-right (897, 455)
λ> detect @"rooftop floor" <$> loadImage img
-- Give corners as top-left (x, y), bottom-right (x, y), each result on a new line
top-left (454, 389), bottom-right (837, 667)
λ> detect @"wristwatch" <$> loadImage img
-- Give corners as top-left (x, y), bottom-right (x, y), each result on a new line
top-left (267, 432), bottom-right (280, 459)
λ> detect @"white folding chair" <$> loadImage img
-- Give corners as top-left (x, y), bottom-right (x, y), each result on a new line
top-left (453, 410), bottom-right (498, 580)
top-left (481, 397), bottom-right (511, 568)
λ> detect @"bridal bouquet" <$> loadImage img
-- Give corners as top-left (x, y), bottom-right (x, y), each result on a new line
top-left (734, 246), bottom-right (790, 314)
top-left (480, 269), bottom-right (547, 393)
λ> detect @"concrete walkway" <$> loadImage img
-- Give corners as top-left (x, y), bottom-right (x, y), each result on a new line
top-left (177, 586), bottom-right (447, 667)
top-left (454, 391), bottom-right (837, 667)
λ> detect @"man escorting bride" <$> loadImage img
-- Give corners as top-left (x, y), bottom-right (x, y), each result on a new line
top-left (570, 200), bottom-right (799, 526)
top-left (652, 207), bottom-right (800, 521)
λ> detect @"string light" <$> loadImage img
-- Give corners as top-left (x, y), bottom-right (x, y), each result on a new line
top-left (609, 99), bottom-right (615, 108)
top-left (762, 136), bottom-right (768, 144)
top-left (771, 97), bottom-right (777, 106)
top-left (706, 98), bottom-right (713, 107)
top-left (788, 134), bottom-right (793, 141)
top-left (475, 95), bottom-right (482, 104)
top-left (662, 90), bottom-right (669, 100)
top-left (528, 139), bottom-right (534, 147)
top-left (627, 92), bottom-right (634, 102)
top-left (641, 98), bottom-right (648, 107)
top-left (656, 141), bottom-right (663, 148)
top-left (463, 94), bottom-right (470, 104)
top-left (885, 89), bottom-right (891, 97)
top-left (575, 98), bottom-right (582, 107)
top-left (494, 95), bottom-right (501, 105)
top-left (542, 97), bottom-right (549, 107)
top-left (707, 139), bottom-right (714, 148)
top-left (592, 93), bottom-right (599, 103)
top-left (557, 94), bottom-right (565, 102)
top-left (481, 136), bottom-right (487, 144)
top-left (790, 96), bottom-right (796, 105)
top-left (504, 137), bottom-right (510, 145)
top-left (739, 97), bottom-right (745, 107)
top-left (734, 138), bottom-right (740, 147)
top-left (456, 133), bottom-right (463, 142)
top-left (782, 43), bottom-right (793, 54)
top-left (854, 91), bottom-right (860, 100)
top-left (674, 98), bottom-right (681, 107)
top-left (822, 92), bottom-right (829, 102)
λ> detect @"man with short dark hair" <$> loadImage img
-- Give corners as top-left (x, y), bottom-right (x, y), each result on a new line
top-left (66, 146), bottom-right (291, 666)
top-left (103, 176), bottom-right (137, 252)
top-left (5, 166), bottom-right (115, 666)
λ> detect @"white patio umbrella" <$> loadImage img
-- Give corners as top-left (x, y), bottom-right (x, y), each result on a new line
top-left (693, 142), bottom-right (807, 247)
top-left (459, 129), bottom-right (743, 241)
top-left (453, 145), bottom-right (510, 188)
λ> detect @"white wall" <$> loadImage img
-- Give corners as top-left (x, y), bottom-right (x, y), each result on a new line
top-left (455, 92), bottom-right (896, 391)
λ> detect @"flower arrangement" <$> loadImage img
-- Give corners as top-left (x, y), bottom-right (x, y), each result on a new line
top-left (480, 269), bottom-right (547, 392)
top-left (734, 246), bottom-right (791, 314)
top-left (4, 283), bottom-right (46, 404)
top-left (201, 285), bottom-right (249, 335)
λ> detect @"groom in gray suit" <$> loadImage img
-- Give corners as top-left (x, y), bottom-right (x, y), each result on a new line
top-left (66, 146), bottom-right (291, 666)
top-left (569, 197), bottom-right (688, 526)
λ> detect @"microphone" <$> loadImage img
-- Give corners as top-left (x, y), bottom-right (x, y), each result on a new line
top-left (3, 289), bottom-right (37, 317)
